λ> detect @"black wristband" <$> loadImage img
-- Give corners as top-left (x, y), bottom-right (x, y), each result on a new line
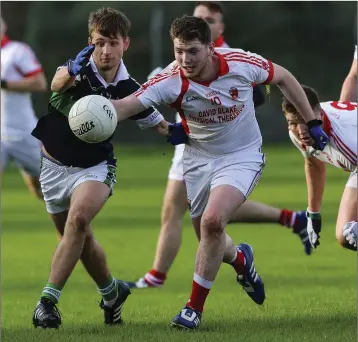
top-left (306, 119), bottom-right (323, 129)
top-left (1, 79), bottom-right (8, 89)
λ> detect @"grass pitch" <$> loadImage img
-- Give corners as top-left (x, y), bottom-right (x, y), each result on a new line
top-left (1, 145), bottom-right (356, 341)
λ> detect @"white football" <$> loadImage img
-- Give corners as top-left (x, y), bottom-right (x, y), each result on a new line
top-left (68, 95), bottom-right (117, 143)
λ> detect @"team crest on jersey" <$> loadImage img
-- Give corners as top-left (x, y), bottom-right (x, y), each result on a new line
top-left (261, 60), bottom-right (269, 71)
top-left (229, 87), bottom-right (239, 100)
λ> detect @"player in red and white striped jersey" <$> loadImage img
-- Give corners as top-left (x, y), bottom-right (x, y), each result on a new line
top-left (283, 85), bottom-right (357, 251)
top-left (0, 17), bottom-right (47, 199)
top-left (128, 1), bottom-right (309, 292)
top-left (111, 16), bottom-right (328, 329)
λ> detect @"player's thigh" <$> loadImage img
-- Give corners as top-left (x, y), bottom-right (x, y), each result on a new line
top-left (203, 185), bottom-right (246, 228)
top-left (68, 180), bottom-right (111, 227)
top-left (183, 156), bottom-right (212, 219)
top-left (161, 178), bottom-right (188, 221)
top-left (67, 163), bottom-right (116, 225)
top-left (336, 172), bottom-right (357, 239)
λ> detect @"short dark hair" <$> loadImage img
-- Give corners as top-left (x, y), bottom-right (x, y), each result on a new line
top-left (88, 7), bottom-right (131, 39)
top-left (170, 15), bottom-right (211, 44)
top-left (282, 85), bottom-right (320, 115)
top-left (195, 2), bottom-right (224, 15)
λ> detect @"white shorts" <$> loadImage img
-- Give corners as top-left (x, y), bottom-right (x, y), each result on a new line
top-left (346, 169), bottom-right (357, 188)
top-left (40, 154), bottom-right (116, 214)
top-left (1, 135), bottom-right (41, 176)
top-left (183, 146), bottom-right (266, 218)
top-left (168, 144), bottom-right (185, 181)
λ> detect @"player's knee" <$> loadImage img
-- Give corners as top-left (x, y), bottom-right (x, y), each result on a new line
top-left (68, 211), bottom-right (89, 234)
top-left (201, 212), bottom-right (224, 237)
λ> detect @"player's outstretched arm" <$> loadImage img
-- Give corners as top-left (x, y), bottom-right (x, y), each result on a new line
top-left (304, 156), bottom-right (326, 248)
top-left (339, 58), bottom-right (357, 102)
top-left (51, 66), bottom-right (76, 93)
top-left (112, 94), bottom-right (146, 122)
top-left (111, 94), bottom-right (170, 137)
top-left (51, 45), bottom-right (95, 94)
top-left (270, 64), bottom-right (316, 123)
top-left (304, 156), bottom-right (326, 213)
top-left (1, 72), bottom-right (47, 93)
top-left (270, 64), bottom-right (329, 151)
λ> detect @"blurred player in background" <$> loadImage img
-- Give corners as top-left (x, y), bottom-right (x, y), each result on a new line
top-left (0, 17), bottom-right (47, 199)
top-left (127, 1), bottom-right (310, 291)
top-left (31, 8), bottom-right (166, 329)
top-left (283, 86), bottom-right (357, 251)
top-left (110, 15), bottom-right (329, 329)
top-left (339, 45), bottom-right (357, 102)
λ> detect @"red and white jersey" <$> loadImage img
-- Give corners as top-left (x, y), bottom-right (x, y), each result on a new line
top-left (289, 101), bottom-right (357, 172)
top-left (136, 47), bottom-right (274, 155)
top-left (174, 36), bottom-right (230, 124)
top-left (1, 36), bottom-right (43, 139)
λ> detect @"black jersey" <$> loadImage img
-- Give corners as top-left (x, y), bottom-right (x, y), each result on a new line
top-left (32, 60), bottom-right (161, 168)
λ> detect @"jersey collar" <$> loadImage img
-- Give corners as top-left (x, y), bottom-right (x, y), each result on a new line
top-left (89, 56), bottom-right (130, 87)
top-left (214, 35), bottom-right (225, 48)
top-left (1, 35), bottom-right (10, 48)
top-left (181, 52), bottom-right (229, 87)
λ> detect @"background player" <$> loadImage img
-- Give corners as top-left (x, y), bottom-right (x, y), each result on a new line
top-left (1, 16), bottom-right (47, 200)
top-left (127, 1), bottom-right (310, 290)
top-left (282, 86), bottom-right (357, 251)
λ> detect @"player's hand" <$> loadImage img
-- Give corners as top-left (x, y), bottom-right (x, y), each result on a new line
top-left (67, 45), bottom-right (95, 77)
top-left (167, 122), bottom-right (188, 145)
top-left (306, 119), bottom-right (329, 151)
top-left (343, 221), bottom-right (357, 248)
top-left (306, 210), bottom-right (322, 248)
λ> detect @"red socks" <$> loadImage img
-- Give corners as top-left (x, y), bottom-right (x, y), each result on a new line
top-left (186, 273), bottom-right (213, 312)
top-left (230, 249), bottom-right (246, 275)
top-left (279, 209), bottom-right (296, 228)
top-left (144, 269), bottom-right (166, 287)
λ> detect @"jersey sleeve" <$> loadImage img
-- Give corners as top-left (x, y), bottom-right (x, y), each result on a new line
top-left (354, 45), bottom-right (357, 60)
top-left (124, 77), bottom-right (165, 129)
top-left (289, 131), bottom-right (310, 158)
top-left (244, 51), bottom-right (274, 85)
top-left (135, 63), bottom-right (180, 109)
top-left (15, 43), bottom-right (43, 77)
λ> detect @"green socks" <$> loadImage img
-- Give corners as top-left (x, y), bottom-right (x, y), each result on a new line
top-left (41, 282), bottom-right (62, 304)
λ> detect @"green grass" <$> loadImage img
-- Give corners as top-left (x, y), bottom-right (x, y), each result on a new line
top-left (1, 145), bottom-right (356, 342)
